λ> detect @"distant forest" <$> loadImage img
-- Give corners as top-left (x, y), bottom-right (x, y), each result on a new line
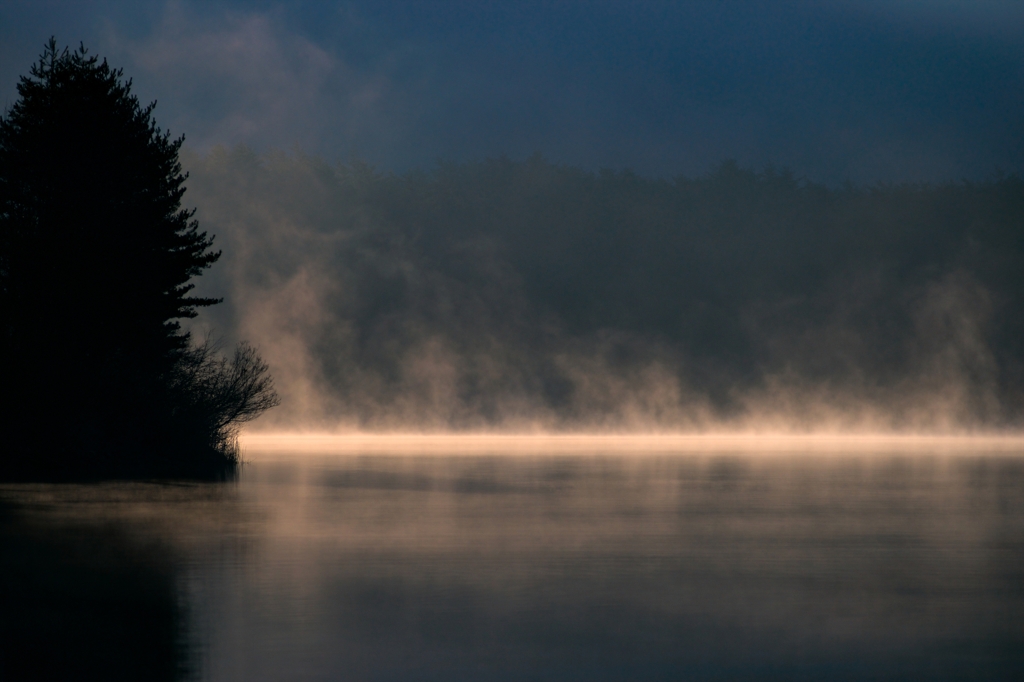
top-left (187, 148), bottom-right (1024, 431)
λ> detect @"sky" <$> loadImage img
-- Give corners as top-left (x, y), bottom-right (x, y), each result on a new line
top-left (2, 0), bottom-right (1023, 432)
top-left (2, 0), bottom-right (1022, 183)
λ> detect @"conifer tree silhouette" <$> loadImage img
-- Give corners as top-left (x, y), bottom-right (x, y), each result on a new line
top-left (0, 40), bottom-right (276, 479)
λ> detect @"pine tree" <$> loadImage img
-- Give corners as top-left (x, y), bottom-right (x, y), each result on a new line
top-left (0, 40), bottom-right (275, 479)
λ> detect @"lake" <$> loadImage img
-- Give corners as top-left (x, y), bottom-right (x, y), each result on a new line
top-left (2, 435), bottom-right (1023, 681)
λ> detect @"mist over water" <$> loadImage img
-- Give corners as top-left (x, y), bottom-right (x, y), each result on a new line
top-left (180, 147), bottom-right (1024, 433)
top-left (4, 444), bottom-right (1024, 681)
top-left (3, 5), bottom-right (1023, 679)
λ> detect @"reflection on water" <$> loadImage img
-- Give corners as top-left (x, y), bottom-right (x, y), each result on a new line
top-left (2, 443), bottom-right (1024, 681)
top-left (0, 493), bottom-right (187, 681)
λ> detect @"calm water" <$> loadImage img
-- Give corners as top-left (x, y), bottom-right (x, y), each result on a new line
top-left (2, 444), bottom-right (1024, 681)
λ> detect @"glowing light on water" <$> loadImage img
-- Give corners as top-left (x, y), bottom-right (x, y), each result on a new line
top-left (239, 431), bottom-right (1024, 454)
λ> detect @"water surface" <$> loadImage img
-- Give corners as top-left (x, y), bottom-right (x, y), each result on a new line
top-left (2, 438), bottom-right (1023, 680)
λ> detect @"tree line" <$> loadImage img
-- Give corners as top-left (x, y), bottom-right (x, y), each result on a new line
top-left (186, 148), bottom-right (1023, 429)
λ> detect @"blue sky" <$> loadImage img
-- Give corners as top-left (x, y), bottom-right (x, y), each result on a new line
top-left (2, 0), bottom-right (1022, 182)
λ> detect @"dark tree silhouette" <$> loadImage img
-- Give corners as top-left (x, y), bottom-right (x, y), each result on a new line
top-left (0, 40), bottom-right (277, 479)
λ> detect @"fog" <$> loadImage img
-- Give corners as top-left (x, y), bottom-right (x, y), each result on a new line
top-left (5, 1), bottom-right (1018, 434)
top-left (182, 147), bottom-right (1024, 433)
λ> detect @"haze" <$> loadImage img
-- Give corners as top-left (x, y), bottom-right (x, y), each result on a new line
top-left (3, 1), bottom-right (1022, 182)
top-left (3, 1), bottom-right (1022, 435)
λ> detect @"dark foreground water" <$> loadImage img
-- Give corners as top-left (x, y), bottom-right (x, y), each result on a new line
top-left (2, 446), bottom-right (1024, 681)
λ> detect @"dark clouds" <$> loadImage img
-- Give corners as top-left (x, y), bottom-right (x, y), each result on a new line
top-left (2, 1), bottom-right (1022, 182)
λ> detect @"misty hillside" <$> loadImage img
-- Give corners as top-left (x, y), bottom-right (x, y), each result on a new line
top-left (183, 147), bottom-right (1024, 431)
